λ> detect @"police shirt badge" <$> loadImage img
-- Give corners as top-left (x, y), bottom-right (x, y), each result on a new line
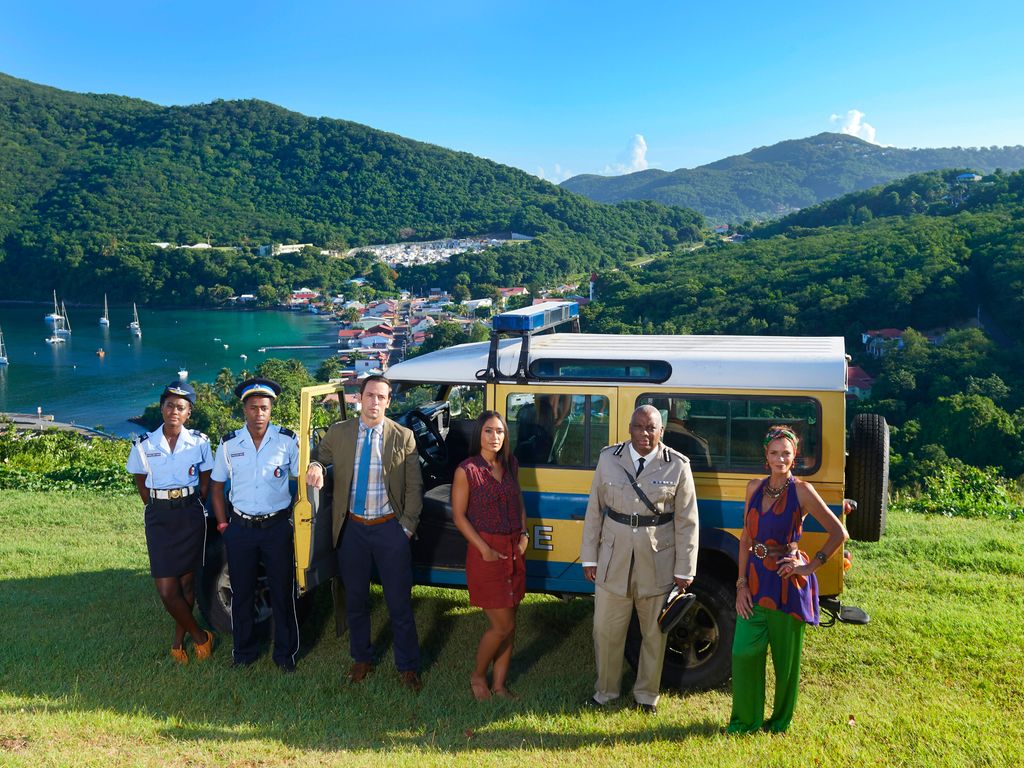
top-left (188, 464), bottom-right (197, 477)
top-left (273, 466), bottom-right (283, 478)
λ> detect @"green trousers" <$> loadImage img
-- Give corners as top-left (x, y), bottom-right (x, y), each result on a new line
top-left (728, 604), bottom-right (805, 734)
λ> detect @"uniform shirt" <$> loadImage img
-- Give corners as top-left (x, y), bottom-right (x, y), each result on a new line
top-left (582, 441), bottom-right (694, 581)
top-left (126, 427), bottom-right (212, 489)
top-left (211, 424), bottom-right (299, 515)
top-left (348, 421), bottom-right (394, 519)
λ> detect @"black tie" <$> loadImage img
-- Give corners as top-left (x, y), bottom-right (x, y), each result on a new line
top-left (636, 457), bottom-right (645, 476)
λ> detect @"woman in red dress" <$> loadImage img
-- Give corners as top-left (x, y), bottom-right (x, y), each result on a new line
top-left (452, 410), bottom-right (528, 700)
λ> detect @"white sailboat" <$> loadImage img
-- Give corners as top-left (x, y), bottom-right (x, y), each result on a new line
top-left (0, 326), bottom-right (8, 365)
top-left (129, 303), bottom-right (142, 337)
top-left (56, 301), bottom-right (72, 336)
top-left (44, 290), bottom-right (63, 326)
top-left (45, 326), bottom-right (65, 345)
top-left (99, 294), bottom-right (110, 326)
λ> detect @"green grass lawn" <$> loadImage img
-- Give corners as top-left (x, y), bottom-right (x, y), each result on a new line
top-left (1, 491), bottom-right (1022, 767)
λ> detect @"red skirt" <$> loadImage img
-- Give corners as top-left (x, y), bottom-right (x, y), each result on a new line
top-left (466, 531), bottom-right (526, 609)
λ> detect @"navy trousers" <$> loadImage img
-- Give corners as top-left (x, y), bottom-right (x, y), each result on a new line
top-left (224, 514), bottom-right (299, 667)
top-left (338, 517), bottom-right (420, 673)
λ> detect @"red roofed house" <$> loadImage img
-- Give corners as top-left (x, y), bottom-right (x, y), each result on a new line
top-left (847, 366), bottom-right (875, 400)
top-left (498, 287), bottom-right (529, 306)
top-left (862, 329), bottom-right (904, 358)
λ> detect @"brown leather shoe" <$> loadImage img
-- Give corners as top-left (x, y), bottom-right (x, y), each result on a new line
top-left (347, 661), bottom-right (373, 683)
top-left (399, 670), bottom-right (422, 693)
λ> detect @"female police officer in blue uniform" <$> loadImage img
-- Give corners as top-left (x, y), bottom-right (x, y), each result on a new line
top-left (127, 380), bottom-right (215, 664)
top-left (209, 377), bottom-right (301, 672)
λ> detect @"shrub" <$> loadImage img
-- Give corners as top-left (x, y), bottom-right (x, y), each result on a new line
top-left (905, 461), bottom-right (1023, 521)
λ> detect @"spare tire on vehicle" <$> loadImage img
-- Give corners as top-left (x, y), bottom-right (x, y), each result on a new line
top-left (845, 413), bottom-right (889, 542)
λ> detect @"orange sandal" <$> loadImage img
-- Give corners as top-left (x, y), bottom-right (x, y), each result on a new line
top-left (170, 646), bottom-right (188, 665)
top-left (193, 630), bottom-right (214, 660)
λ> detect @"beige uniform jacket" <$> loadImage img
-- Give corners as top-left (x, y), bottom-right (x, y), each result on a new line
top-left (580, 442), bottom-right (699, 598)
top-left (314, 417), bottom-right (423, 547)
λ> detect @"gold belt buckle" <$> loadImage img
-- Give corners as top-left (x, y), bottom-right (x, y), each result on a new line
top-left (168, 488), bottom-right (182, 499)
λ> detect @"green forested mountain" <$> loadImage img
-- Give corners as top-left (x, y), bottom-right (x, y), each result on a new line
top-left (0, 72), bottom-right (702, 303)
top-left (561, 133), bottom-right (1024, 224)
top-left (583, 168), bottom-right (1024, 484)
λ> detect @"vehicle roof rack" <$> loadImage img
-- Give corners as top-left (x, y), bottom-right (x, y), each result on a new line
top-left (478, 301), bottom-right (580, 382)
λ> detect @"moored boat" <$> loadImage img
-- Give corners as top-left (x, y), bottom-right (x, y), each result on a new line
top-left (129, 303), bottom-right (142, 337)
top-left (99, 294), bottom-right (110, 326)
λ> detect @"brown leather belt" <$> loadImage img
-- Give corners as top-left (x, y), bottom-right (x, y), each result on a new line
top-left (750, 542), bottom-right (798, 559)
top-left (348, 512), bottom-right (396, 526)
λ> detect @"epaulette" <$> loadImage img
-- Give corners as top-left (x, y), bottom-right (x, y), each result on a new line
top-left (132, 433), bottom-right (148, 446)
top-left (221, 430), bottom-right (238, 443)
top-left (661, 444), bottom-right (689, 463)
top-left (278, 426), bottom-right (296, 438)
top-left (610, 442), bottom-right (628, 456)
top-left (190, 429), bottom-right (208, 441)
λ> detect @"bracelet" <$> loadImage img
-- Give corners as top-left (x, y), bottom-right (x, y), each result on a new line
top-left (217, 522), bottom-right (229, 533)
top-left (520, 532), bottom-right (529, 538)
top-left (736, 578), bottom-right (748, 588)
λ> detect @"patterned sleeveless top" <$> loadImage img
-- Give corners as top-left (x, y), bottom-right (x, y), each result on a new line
top-left (743, 477), bottom-right (819, 625)
top-left (459, 455), bottom-right (523, 535)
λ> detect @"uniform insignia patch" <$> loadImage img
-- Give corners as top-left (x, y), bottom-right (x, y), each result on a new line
top-left (273, 466), bottom-right (283, 478)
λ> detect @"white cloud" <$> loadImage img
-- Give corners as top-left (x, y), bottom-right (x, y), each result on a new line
top-left (602, 134), bottom-right (649, 175)
top-left (829, 109), bottom-right (879, 144)
top-left (536, 163), bottom-right (575, 183)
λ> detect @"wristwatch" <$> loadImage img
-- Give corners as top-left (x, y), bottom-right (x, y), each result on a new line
top-left (814, 551), bottom-right (828, 565)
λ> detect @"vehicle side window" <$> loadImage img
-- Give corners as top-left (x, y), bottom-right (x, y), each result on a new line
top-left (508, 393), bottom-right (609, 468)
top-left (638, 394), bottom-right (821, 473)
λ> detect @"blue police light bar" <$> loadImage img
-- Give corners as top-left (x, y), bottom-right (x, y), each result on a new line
top-left (492, 301), bottom-right (579, 333)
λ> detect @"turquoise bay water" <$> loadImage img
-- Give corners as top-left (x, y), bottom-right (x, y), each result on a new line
top-left (0, 304), bottom-right (340, 436)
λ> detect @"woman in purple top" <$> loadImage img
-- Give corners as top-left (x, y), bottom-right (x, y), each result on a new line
top-left (452, 410), bottom-right (528, 701)
top-left (729, 425), bottom-right (848, 734)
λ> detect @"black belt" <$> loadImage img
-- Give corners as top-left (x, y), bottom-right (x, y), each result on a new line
top-left (231, 507), bottom-right (290, 529)
top-left (606, 509), bottom-right (673, 528)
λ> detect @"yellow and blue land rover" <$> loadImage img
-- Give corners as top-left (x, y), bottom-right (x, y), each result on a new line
top-left (281, 301), bottom-right (888, 690)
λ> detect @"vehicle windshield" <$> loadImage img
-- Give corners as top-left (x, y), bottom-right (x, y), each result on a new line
top-left (388, 382), bottom-right (485, 419)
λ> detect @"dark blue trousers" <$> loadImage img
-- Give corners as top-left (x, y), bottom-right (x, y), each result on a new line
top-left (224, 514), bottom-right (299, 667)
top-left (338, 517), bottom-right (420, 673)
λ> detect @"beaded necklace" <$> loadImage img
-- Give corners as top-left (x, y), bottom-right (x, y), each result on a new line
top-left (764, 476), bottom-right (790, 500)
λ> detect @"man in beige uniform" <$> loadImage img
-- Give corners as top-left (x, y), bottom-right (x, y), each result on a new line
top-left (581, 405), bottom-right (699, 714)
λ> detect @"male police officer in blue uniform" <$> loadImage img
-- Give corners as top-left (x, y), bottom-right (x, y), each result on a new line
top-left (210, 377), bottom-right (301, 672)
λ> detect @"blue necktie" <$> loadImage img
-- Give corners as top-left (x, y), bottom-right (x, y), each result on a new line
top-left (353, 427), bottom-right (373, 517)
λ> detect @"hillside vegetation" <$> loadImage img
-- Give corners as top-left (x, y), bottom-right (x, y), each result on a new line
top-left (562, 132), bottom-right (1024, 223)
top-left (0, 72), bottom-right (701, 304)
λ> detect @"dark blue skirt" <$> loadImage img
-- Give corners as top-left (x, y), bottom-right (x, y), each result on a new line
top-left (144, 496), bottom-right (206, 578)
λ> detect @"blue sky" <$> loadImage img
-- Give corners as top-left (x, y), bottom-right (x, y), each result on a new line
top-left (2, 1), bottom-right (1021, 181)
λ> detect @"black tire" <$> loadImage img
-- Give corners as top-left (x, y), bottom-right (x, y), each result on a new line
top-left (845, 413), bottom-right (890, 542)
top-left (625, 575), bottom-right (736, 692)
top-left (197, 533), bottom-right (275, 636)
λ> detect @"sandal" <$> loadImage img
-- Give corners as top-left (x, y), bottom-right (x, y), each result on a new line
top-left (170, 646), bottom-right (188, 665)
top-left (193, 630), bottom-right (214, 660)
top-left (470, 676), bottom-right (492, 701)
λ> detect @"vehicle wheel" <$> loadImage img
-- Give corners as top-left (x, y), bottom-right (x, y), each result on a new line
top-left (625, 575), bottom-right (736, 692)
top-left (845, 413), bottom-right (889, 542)
top-left (197, 534), bottom-right (273, 636)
